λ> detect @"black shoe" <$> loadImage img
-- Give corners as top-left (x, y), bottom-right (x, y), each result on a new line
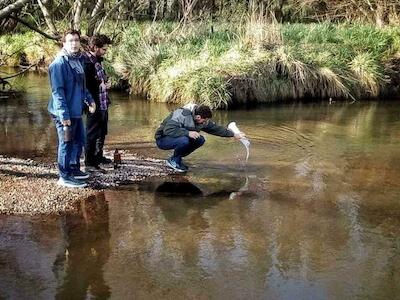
top-left (85, 164), bottom-right (106, 173)
top-left (100, 156), bottom-right (112, 164)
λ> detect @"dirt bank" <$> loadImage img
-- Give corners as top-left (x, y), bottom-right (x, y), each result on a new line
top-left (0, 152), bottom-right (173, 215)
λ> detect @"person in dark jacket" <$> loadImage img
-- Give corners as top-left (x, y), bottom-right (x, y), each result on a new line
top-left (48, 29), bottom-right (96, 188)
top-left (82, 34), bottom-right (113, 170)
top-left (155, 104), bottom-right (245, 172)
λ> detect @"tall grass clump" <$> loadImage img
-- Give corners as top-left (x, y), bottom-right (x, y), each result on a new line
top-left (113, 19), bottom-right (400, 108)
top-left (0, 32), bottom-right (58, 66)
top-left (114, 21), bottom-right (235, 108)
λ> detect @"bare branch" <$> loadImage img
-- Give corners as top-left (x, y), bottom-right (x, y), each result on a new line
top-left (10, 15), bottom-right (59, 40)
top-left (179, 0), bottom-right (199, 25)
top-left (2, 64), bottom-right (37, 80)
top-left (90, 0), bottom-right (105, 18)
top-left (0, 0), bottom-right (11, 6)
top-left (0, 0), bottom-right (31, 20)
top-left (94, 0), bottom-right (128, 35)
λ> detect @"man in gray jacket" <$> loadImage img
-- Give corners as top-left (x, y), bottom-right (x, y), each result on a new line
top-left (155, 104), bottom-right (245, 172)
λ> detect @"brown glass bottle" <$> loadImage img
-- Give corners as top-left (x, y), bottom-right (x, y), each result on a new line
top-left (113, 149), bottom-right (121, 169)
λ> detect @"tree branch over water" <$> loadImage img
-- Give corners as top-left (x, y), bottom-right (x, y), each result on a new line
top-left (2, 64), bottom-right (37, 80)
top-left (0, 0), bottom-right (30, 19)
top-left (9, 16), bottom-right (59, 40)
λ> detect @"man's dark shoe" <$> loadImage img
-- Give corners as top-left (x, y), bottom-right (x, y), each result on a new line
top-left (85, 164), bottom-right (106, 173)
top-left (100, 156), bottom-right (112, 164)
top-left (166, 158), bottom-right (186, 173)
top-left (72, 169), bottom-right (90, 180)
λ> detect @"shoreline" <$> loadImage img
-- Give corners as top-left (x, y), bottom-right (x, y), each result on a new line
top-left (0, 152), bottom-right (173, 215)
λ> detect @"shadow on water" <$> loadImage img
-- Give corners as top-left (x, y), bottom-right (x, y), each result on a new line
top-left (137, 170), bottom-right (258, 199)
top-left (155, 181), bottom-right (203, 196)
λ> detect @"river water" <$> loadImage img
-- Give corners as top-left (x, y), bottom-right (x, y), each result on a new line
top-left (0, 71), bottom-right (399, 299)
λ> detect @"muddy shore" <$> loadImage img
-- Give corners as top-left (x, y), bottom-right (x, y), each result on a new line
top-left (0, 152), bottom-right (173, 215)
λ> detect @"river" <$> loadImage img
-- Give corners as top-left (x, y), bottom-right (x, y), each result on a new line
top-left (0, 70), bottom-right (399, 299)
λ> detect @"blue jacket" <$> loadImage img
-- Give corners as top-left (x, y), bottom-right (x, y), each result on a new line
top-left (47, 52), bottom-right (94, 121)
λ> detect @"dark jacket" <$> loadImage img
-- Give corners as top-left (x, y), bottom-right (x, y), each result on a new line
top-left (155, 105), bottom-right (234, 140)
top-left (82, 54), bottom-right (102, 105)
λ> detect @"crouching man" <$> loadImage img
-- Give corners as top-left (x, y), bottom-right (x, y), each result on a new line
top-left (155, 104), bottom-right (245, 172)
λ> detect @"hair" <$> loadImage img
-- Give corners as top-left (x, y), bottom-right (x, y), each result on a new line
top-left (89, 34), bottom-right (112, 50)
top-left (62, 29), bottom-right (81, 42)
top-left (195, 105), bottom-right (212, 119)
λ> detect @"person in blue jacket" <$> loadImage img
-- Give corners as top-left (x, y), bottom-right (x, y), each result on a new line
top-left (48, 29), bottom-right (96, 188)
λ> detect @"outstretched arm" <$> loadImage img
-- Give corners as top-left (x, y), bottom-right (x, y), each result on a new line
top-left (202, 121), bottom-right (235, 137)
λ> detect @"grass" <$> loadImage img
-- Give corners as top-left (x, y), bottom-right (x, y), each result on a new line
top-left (113, 20), bottom-right (400, 108)
top-left (2, 20), bottom-right (400, 108)
top-left (0, 32), bottom-right (58, 66)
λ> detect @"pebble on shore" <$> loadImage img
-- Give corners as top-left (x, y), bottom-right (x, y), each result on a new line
top-left (0, 153), bottom-right (173, 215)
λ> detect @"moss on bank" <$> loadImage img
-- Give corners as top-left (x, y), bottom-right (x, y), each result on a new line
top-left (2, 21), bottom-right (400, 108)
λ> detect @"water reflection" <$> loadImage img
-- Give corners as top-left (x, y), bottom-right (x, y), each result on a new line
top-left (100, 181), bottom-right (400, 299)
top-left (54, 193), bottom-right (110, 299)
top-left (0, 193), bottom-right (110, 299)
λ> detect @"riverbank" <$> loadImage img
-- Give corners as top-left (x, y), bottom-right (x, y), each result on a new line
top-left (2, 21), bottom-right (400, 108)
top-left (0, 152), bottom-right (172, 215)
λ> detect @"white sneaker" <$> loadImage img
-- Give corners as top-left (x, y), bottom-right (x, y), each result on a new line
top-left (57, 177), bottom-right (87, 188)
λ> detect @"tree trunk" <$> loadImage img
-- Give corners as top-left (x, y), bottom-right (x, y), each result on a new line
top-left (73, 0), bottom-right (84, 30)
top-left (162, 0), bottom-right (167, 18)
top-left (170, 0), bottom-right (180, 20)
top-left (87, 0), bottom-right (105, 36)
top-left (37, 0), bottom-right (58, 35)
top-left (148, 0), bottom-right (156, 19)
top-left (0, 17), bottom-right (18, 34)
top-left (375, 2), bottom-right (389, 28)
top-left (0, 0), bottom-right (31, 20)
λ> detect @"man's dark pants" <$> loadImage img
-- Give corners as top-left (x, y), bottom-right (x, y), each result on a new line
top-left (156, 135), bottom-right (205, 164)
top-left (85, 110), bottom-right (108, 166)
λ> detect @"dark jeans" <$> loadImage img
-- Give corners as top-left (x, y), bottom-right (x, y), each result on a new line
top-left (85, 110), bottom-right (108, 166)
top-left (52, 115), bottom-right (85, 179)
top-left (156, 135), bottom-right (205, 163)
